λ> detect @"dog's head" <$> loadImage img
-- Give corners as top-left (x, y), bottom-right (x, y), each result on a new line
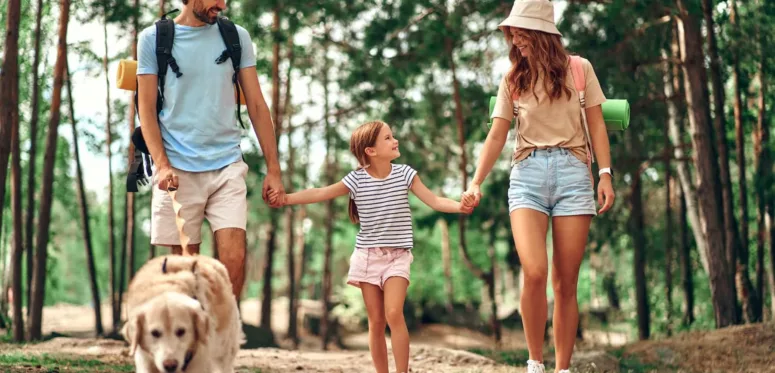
top-left (125, 292), bottom-right (209, 373)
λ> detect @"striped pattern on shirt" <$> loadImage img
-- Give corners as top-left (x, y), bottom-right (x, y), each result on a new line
top-left (341, 164), bottom-right (418, 250)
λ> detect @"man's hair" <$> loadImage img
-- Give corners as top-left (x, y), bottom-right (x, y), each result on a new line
top-left (182, 0), bottom-right (188, 4)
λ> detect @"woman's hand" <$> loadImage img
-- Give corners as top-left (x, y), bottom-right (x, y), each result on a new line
top-left (464, 183), bottom-right (482, 208)
top-left (597, 175), bottom-right (615, 214)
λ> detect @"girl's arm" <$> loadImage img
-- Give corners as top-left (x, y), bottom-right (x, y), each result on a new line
top-left (270, 181), bottom-right (351, 206)
top-left (409, 175), bottom-right (473, 214)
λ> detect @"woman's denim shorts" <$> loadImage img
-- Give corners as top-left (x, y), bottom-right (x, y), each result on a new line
top-left (507, 147), bottom-right (597, 217)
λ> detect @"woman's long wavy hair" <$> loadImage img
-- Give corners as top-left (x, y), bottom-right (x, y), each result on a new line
top-left (504, 27), bottom-right (573, 103)
top-left (347, 120), bottom-right (386, 224)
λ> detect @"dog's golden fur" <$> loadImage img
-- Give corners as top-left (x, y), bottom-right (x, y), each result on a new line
top-left (123, 255), bottom-right (241, 373)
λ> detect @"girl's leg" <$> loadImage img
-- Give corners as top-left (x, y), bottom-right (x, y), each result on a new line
top-left (361, 283), bottom-right (389, 373)
top-left (510, 208), bottom-right (550, 363)
top-left (550, 215), bottom-right (592, 371)
top-left (383, 277), bottom-right (410, 373)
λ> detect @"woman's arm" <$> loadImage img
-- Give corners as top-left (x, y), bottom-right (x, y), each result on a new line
top-left (466, 118), bottom-right (511, 203)
top-left (586, 105), bottom-right (611, 171)
top-left (585, 105), bottom-right (615, 213)
top-left (410, 175), bottom-right (473, 214)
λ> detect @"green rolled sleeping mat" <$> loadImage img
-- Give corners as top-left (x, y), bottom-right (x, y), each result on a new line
top-left (487, 96), bottom-right (630, 131)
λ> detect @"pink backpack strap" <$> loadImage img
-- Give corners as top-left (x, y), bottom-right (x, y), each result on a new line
top-left (569, 55), bottom-right (586, 92)
top-left (569, 55), bottom-right (596, 167)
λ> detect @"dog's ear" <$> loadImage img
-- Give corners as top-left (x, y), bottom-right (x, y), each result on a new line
top-left (127, 313), bottom-right (145, 355)
top-left (191, 308), bottom-right (209, 346)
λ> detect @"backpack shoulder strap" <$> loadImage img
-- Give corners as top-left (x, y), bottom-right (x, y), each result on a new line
top-left (569, 55), bottom-right (586, 93)
top-left (215, 17), bottom-right (247, 129)
top-left (569, 55), bottom-right (596, 165)
top-left (154, 13), bottom-right (182, 114)
top-left (216, 17), bottom-right (242, 72)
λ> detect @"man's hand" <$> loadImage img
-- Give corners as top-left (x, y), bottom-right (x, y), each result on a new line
top-left (156, 165), bottom-right (179, 191)
top-left (263, 172), bottom-right (285, 207)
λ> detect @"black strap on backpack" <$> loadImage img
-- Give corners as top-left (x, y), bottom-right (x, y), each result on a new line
top-left (215, 17), bottom-right (246, 129)
top-left (127, 13), bottom-right (246, 192)
top-left (127, 9), bottom-right (181, 193)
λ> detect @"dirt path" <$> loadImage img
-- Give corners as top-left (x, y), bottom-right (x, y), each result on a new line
top-left (0, 336), bottom-right (523, 373)
top-left (2, 301), bottom-right (525, 372)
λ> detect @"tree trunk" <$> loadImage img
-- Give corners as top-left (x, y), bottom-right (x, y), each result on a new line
top-left (631, 136), bottom-right (650, 340)
top-left (675, 1), bottom-right (739, 327)
top-left (730, 0), bottom-right (749, 284)
top-left (124, 0), bottom-right (140, 283)
top-left (665, 33), bottom-right (709, 274)
top-left (320, 37), bottom-right (335, 350)
top-left (702, 0), bottom-right (758, 324)
top-left (2, 0), bottom-right (23, 342)
top-left (29, 0), bottom-right (70, 341)
top-left (487, 227), bottom-right (501, 343)
top-left (753, 0), bottom-right (770, 321)
top-left (438, 217), bottom-right (454, 310)
top-left (66, 64), bottom-right (103, 336)
top-left (26, 0), bottom-right (45, 315)
top-left (294, 120), bottom-right (311, 297)
top-left (101, 16), bottom-right (119, 333)
top-left (259, 8), bottom-right (282, 340)
top-left (679, 175), bottom-right (695, 326)
top-left (283, 36), bottom-right (299, 347)
top-left (664, 127), bottom-right (673, 336)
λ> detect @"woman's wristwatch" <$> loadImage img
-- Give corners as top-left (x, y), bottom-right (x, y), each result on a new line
top-left (598, 167), bottom-right (613, 178)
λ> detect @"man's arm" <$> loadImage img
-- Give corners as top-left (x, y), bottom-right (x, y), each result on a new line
top-left (238, 66), bottom-right (284, 202)
top-left (137, 74), bottom-right (177, 190)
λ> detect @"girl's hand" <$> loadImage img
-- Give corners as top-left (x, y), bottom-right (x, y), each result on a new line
top-left (267, 189), bottom-right (286, 207)
top-left (597, 175), bottom-right (615, 214)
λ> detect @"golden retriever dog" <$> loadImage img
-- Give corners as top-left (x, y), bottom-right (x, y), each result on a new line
top-left (122, 255), bottom-right (241, 373)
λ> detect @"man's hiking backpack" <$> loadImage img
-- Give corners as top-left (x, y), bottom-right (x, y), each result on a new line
top-left (127, 9), bottom-right (246, 193)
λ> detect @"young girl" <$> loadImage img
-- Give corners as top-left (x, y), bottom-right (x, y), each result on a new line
top-left (465, 1), bottom-right (615, 372)
top-left (269, 120), bottom-right (473, 373)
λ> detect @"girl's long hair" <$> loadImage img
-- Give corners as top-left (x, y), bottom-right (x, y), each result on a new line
top-left (504, 28), bottom-right (573, 103)
top-left (347, 120), bottom-right (386, 223)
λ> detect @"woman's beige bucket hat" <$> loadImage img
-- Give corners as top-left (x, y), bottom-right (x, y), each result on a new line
top-left (498, 0), bottom-right (562, 36)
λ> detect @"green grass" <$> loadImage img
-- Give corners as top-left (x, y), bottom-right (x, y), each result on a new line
top-left (0, 353), bottom-right (134, 372)
top-left (468, 347), bottom-right (554, 367)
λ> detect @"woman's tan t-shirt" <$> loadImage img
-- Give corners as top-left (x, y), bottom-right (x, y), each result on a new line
top-left (491, 57), bottom-right (606, 163)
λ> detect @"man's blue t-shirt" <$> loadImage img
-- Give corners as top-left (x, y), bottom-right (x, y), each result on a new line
top-left (137, 22), bottom-right (256, 172)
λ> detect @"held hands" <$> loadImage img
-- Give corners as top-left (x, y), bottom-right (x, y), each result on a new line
top-left (459, 191), bottom-right (477, 214)
top-left (262, 172), bottom-right (286, 208)
top-left (266, 189), bottom-right (287, 207)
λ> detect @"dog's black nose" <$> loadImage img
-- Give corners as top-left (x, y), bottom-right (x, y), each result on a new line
top-left (163, 359), bottom-right (178, 372)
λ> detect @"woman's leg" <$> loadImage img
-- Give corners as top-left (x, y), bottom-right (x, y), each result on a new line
top-left (550, 215), bottom-right (592, 371)
top-left (510, 208), bottom-right (550, 363)
top-left (383, 277), bottom-right (410, 373)
top-left (361, 283), bottom-right (389, 373)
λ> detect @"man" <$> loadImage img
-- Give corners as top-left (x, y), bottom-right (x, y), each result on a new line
top-left (136, 0), bottom-right (284, 300)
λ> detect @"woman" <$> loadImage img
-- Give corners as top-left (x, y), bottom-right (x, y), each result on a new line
top-left (465, 1), bottom-right (615, 372)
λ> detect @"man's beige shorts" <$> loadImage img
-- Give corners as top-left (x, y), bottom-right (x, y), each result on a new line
top-left (151, 160), bottom-right (248, 246)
